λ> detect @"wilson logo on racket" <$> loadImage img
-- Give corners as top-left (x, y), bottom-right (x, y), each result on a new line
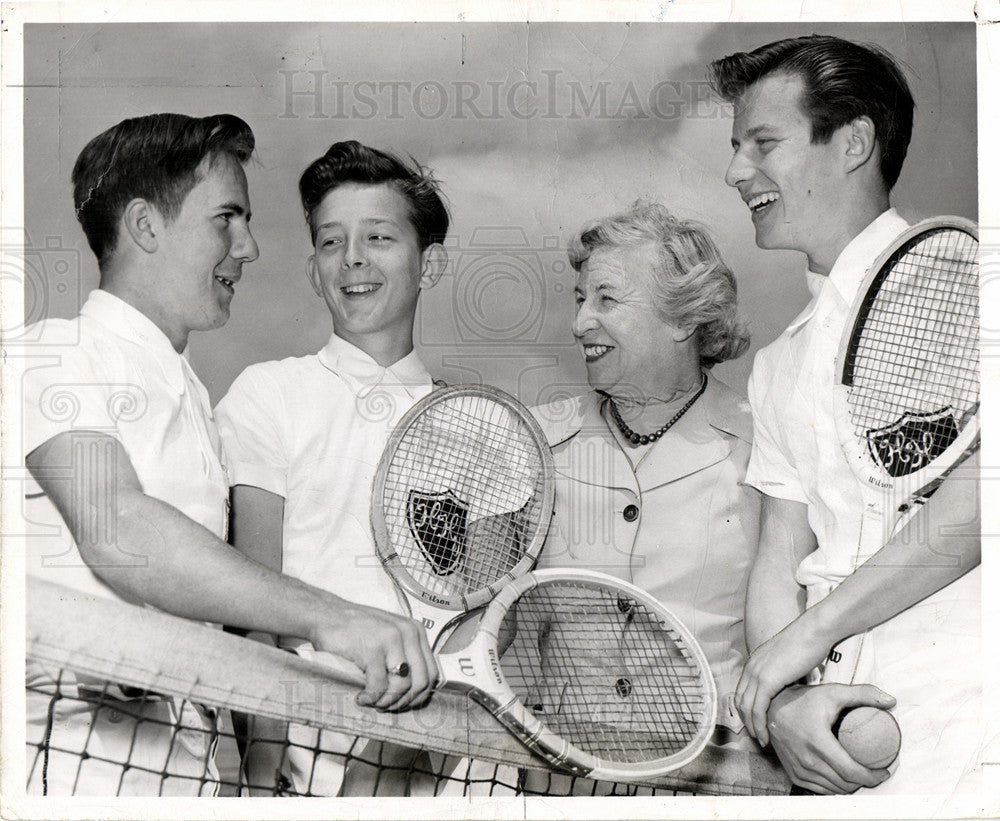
top-left (406, 489), bottom-right (469, 576)
top-left (865, 408), bottom-right (960, 478)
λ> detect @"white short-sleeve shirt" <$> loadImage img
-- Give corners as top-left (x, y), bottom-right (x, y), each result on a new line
top-left (22, 289), bottom-right (228, 795)
top-left (215, 334), bottom-right (435, 796)
top-left (22, 289), bottom-right (230, 597)
top-left (215, 333), bottom-right (434, 622)
top-left (745, 209), bottom-right (912, 587)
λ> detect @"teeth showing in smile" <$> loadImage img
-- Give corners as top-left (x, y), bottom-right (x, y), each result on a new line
top-left (215, 276), bottom-right (234, 288)
top-left (747, 192), bottom-right (779, 211)
top-left (342, 283), bottom-right (381, 295)
top-left (583, 344), bottom-right (612, 359)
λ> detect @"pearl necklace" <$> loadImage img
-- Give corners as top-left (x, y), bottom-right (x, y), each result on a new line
top-left (608, 374), bottom-right (708, 446)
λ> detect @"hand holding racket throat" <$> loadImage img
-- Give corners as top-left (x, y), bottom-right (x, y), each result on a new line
top-left (311, 568), bottom-right (717, 782)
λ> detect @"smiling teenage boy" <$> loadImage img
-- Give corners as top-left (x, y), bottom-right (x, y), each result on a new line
top-left (708, 36), bottom-right (982, 795)
top-left (215, 140), bottom-right (449, 795)
top-left (23, 116), bottom-right (435, 796)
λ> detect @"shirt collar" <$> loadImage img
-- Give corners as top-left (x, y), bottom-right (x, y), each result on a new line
top-left (536, 373), bottom-right (749, 490)
top-left (785, 209), bottom-right (909, 334)
top-left (825, 208), bottom-right (910, 306)
top-left (80, 289), bottom-right (188, 394)
top-left (539, 371), bottom-right (751, 447)
top-left (316, 333), bottom-right (432, 397)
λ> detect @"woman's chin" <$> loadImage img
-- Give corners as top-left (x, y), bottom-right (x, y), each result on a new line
top-left (582, 369), bottom-right (610, 395)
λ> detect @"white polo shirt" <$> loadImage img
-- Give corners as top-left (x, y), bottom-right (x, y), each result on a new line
top-left (215, 333), bottom-right (435, 796)
top-left (745, 210), bottom-right (982, 794)
top-left (745, 210), bottom-right (914, 585)
top-left (23, 289), bottom-right (230, 596)
top-left (22, 289), bottom-right (228, 795)
top-left (215, 333), bottom-right (434, 625)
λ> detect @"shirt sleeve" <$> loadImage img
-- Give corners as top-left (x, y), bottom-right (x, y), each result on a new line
top-left (215, 366), bottom-right (290, 498)
top-left (743, 351), bottom-right (809, 504)
top-left (22, 339), bottom-right (125, 458)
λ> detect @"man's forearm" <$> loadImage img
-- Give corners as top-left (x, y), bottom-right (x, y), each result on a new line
top-left (28, 430), bottom-right (439, 710)
top-left (97, 485), bottom-right (341, 643)
top-left (745, 495), bottom-right (816, 651)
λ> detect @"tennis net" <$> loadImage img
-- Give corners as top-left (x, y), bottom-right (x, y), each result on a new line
top-left (24, 576), bottom-right (790, 797)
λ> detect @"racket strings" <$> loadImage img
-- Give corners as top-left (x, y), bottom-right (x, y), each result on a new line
top-left (381, 394), bottom-right (548, 598)
top-left (845, 228), bottom-right (979, 476)
top-left (498, 581), bottom-right (712, 763)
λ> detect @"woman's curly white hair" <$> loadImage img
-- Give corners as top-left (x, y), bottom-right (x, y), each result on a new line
top-left (568, 201), bottom-right (750, 368)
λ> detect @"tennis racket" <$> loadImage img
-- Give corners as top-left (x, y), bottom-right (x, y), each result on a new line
top-left (834, 216), bottom-right (980, 514)
top-left (314, 568), bottom-right (717, 781)
top-left (371, 384), bottom-right (555, 648)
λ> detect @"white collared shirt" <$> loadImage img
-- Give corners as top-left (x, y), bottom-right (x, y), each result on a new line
top-left (744, 209), bottom-right (913, 587)
top-left (215, 334), bottom-right (434, 620)
top-left (22, 289), bottom-right (230, 598)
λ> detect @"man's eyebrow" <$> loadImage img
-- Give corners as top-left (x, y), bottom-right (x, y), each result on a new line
top-left (219, 201), bottom-right (250, 218)
top-left (731, 124), bottom-right (777, 148)
top-left (315, 217), bottom-right (400, 230)
top-left (742, 125), bottom-right (777, 139)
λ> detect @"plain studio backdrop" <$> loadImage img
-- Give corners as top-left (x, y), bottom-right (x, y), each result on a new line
top-left (21, 21), bottom-right (977, 407)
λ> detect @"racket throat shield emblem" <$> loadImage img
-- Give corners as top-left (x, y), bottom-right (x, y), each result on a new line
top-left (865, 408), bottom-right (959, 478)
top-left (406, 489), bottom-right (469, 576)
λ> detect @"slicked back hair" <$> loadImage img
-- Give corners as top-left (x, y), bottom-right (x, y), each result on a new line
top-left (570, 201), bottom-right (750, 369)
top-left (72, 113), bottom-right (255, 264)
top-left (708, 35), bottom-right (914, 189)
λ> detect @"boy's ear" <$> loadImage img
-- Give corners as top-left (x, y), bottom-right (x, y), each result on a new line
top-left (122, 198), bottom-right (159, 254)
top-left (419, 243), bottom-right (447, 290)
top-left (306, 255), bottom-right (323, 297)
top-left (844, 115), bottom-right (877, 174)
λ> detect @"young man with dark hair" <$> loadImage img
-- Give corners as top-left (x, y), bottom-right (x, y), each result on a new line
top-left (24, 117), bottom-right (435, 796)
top-left (215, 140), bottom-right (449, 795)
top-left (709, 35), bottom-right (981, 795)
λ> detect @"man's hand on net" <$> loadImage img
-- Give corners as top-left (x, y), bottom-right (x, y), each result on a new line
top-left (766, 683), bottom-right (896, 795)
top-left (310, 601), bottom-right (437, 712)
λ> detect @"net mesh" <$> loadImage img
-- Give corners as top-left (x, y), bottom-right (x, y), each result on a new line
top-left (498, 579), bottom-right (713, 764)
top-left (24, 577), bottom-right (789, 798)
top-left (378, 390), bottom-right (549, 600)
top-left (844, 226), bottom-right (979, 477)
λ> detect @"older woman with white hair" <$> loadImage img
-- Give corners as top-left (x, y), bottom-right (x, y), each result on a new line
top-left (533, 202), bottom-right (760, 742)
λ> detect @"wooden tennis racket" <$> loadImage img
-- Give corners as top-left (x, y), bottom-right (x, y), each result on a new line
top-left (834, 215), bottom-right (980, 515)
top-left (314, 568), bottom-right (718, 781)
top-left (371, 383), bottom-right (555, 648)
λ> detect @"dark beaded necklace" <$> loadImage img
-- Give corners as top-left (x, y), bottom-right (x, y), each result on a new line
top-left (608, 373), bottom-right (708, 446)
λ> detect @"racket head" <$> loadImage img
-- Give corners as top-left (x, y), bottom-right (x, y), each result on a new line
top-left (438, 568), bottom-right (717, 783)
top-left (834, 216), bottom-right (980, 496)
top-left (371, 384), bottom-right (555, 618)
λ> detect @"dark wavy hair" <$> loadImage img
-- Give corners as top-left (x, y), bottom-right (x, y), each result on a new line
top-left (708, 35), bottom-right (914, 189)
top-left (569, 202), bottom-right (750, 369)
top-left (72, 113), bottom-right (255, 264)
top-left (298, 140), bottom-right (449, 249)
